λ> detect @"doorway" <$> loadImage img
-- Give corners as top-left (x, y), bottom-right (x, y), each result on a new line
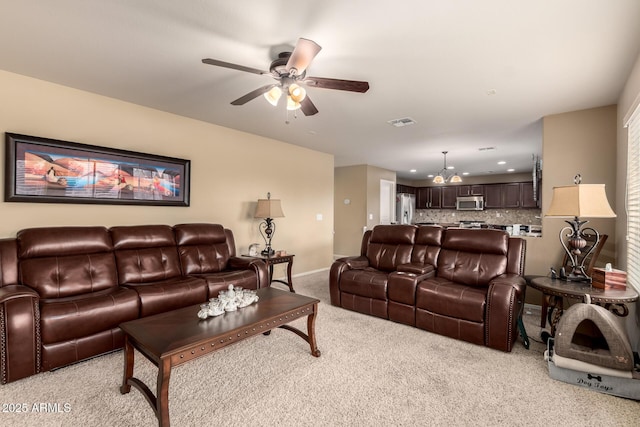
top-left (380, 179), bottom-right (395, 224)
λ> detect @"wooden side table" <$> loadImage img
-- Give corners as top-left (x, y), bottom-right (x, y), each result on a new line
top-left (251, 254), bottom-right (295, 293)
top-left (527, 276), bottom-right (638, 342)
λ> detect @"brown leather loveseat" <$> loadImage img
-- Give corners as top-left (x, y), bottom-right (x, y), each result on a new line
top-left (0, 223), bottom-right (268, 384)
top-left (330, 225), bottom-right (526, 352)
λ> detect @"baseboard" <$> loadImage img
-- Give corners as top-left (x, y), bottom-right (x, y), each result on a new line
top-left (524, 302), bottom-right (541, 315)
top-left (270, 267), bottom-right (329, 281)
top-left (292, 267), bottom-right (329, 278)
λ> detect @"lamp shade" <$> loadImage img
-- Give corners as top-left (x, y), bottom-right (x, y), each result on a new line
top-left (254, 198), bottom-right (285, 219)
top-left (263, 86), bottom-right (282, 106)
top-left (546, 184), bottom-right (616, 218)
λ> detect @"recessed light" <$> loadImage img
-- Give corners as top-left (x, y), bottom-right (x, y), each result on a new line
top-left (497, 161), bottom-right (506, 165)
top-left (462, 172), bottom-right (469, 176)
top-left (447, 166), bottom-right (454, 170)
top-left (409, 169), bottom-right (417, 173)
top-left (427, 174), bottom-right (434, 178)
top-left (487, 89), bottom-right (497, 95)
top-left (507, 168), bottom-right (515, 172)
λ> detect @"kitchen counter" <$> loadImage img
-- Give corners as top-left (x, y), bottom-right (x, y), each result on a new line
top-left (414, 222), bottom-right (541, 237)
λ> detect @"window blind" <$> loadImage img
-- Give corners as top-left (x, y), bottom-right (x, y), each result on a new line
top-left (626, 103), bottom-right (640, 292)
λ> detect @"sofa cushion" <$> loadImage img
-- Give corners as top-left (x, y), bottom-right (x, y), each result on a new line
top-left (416, 277), bottom-right (487, 323)
top-left (39, 287), bottom-right (139, 344)
top-left (111, 225), bottom-right (183, 284)
top-left (174, 223), bottom-right (230, 274)
top-left (123, 276), bottom-right (208, 317)
top-left (196, 269), bottom-right (261, 297)
top-left (365, 224), bottom-right (416, 272)
top-left (17, 227), bottom-right (118, 298)
top-left (437, 229), bottom-right (508, 287)
top-left (410, 225), bottom-right (443, 266)
top-left (339, 268), bottom-right (388, 300)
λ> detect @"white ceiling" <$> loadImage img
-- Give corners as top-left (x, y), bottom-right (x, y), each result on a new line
top-left (1, 1), bottom-right (639, 180)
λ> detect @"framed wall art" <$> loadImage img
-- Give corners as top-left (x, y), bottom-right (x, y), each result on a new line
top-left (4, 133), bottom-right (190, 206)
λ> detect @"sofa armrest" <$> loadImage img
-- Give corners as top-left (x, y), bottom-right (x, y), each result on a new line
top-left (0, 285), bottom-right (39, 304)
top-left (228, 256), bottom-right (269, 289)
top-left (338, 256), bottom-right (370, 270)
top-left (330, 256), bottom-right (370, 306)
top-left (485, 274), bottom-right (527, 352)
top-left (397, 263), bottom-right (435, 275)
top-left (0, 285), bottom-right (41, 383)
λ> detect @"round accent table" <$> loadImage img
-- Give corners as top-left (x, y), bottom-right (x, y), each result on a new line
top-left (527, 276), bottom-right (638, 342)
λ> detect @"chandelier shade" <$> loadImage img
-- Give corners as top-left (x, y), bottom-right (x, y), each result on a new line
top-left (433, 151), bottom-right (461, 184)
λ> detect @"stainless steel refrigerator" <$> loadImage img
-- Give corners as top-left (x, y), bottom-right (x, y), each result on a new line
top-left (396, 193), bottom-right (415, 224)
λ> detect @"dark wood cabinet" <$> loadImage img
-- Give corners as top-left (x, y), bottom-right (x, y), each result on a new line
top-left (416, 187), bottom-right (442, 209)
top-left (415, 181), bottom-right (539, 210)
top-left (396, 184), bottom-right (416, 194)
top-left (483, 184), bottom-right (503, 208)
top-left (481, 182), bottom-right (539, 209)
top-left (520, 182), bottom-right (539, 208)
top-left (457, 185), bottom-right (484, 196)
top-left (441, 186), bottom-right (458, 209)
top-left (416, 187), bottom-right (429, 209)
top-left (502, 183), bottom-right (521, 208)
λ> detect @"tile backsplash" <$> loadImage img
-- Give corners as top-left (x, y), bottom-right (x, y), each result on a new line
top-left (414, 208), bottom-right (542, 226)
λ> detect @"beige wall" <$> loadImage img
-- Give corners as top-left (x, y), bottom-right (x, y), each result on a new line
top-left (333, 164), bottom-right (396, 256)
top-left (523, 105), bottom-right (617, 306)
top-left (0, 70), bottom-right (335, 277)
top-left (334, 165), bottom-right (367, 256)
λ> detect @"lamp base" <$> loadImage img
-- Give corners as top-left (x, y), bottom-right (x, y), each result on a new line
top-left (559, 269), bottom-right (592, 283)
top-left (261, 247), bottom-right (275, 256)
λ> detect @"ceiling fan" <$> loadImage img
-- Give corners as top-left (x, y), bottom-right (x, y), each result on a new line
top-left (202, 38), bottom-right (369, 116)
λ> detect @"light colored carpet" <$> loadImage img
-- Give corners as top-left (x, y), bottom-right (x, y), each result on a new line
top-left (1, 271), bottom-right (638, 426)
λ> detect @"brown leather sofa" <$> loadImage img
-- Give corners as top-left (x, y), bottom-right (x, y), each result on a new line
top-left (330, 224), bottom-right (526, 352)
top-left (0, 223), bottom-right (268, 384)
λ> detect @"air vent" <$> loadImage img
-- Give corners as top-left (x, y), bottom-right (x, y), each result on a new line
top-left (387, 117), bottom-right (416, 127)
top-left (478, 146), bottom-right (496, 151)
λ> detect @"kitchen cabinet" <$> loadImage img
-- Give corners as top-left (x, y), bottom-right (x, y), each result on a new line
top-left (396, 184), bottom-right (416, 194)
top-left (457, 185), bottom-right (484, 196)
top-left (441, 186), bottom-right (458, 209)
top-left (520, 182), bottom-right (539, 208)
top-left (483, 184), bottom-right (503, 208)
top-left (416, 187), bottom-right (442, 209)
top-left (483, 182), bottom-right (539, 209)
top-left (502, 183), bottom-right (521, 208)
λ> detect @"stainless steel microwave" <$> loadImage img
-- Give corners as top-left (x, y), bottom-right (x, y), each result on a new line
top-left (456, 196), bottom-right (484, 211)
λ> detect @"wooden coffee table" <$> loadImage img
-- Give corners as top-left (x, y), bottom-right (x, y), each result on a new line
top-left (119, 287), bottom-right (320, 427)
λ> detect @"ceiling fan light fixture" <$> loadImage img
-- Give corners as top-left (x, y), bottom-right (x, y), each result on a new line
top-left (286, 95), bottom-right (301, 111)
top-left (264, 86), bottom-right (282, 106)
top-left (289, 84), bottom-right (306, 103)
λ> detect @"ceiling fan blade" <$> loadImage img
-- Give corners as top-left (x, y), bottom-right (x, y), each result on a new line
top-left (300, 96), bottom-right (319, 116)
top-left (231, 84), bottom-right (278, 105)
top-left (202, 58), bottom-right (267, 75)
top-left (285, 38), bottom-right (322, 76)
top-left (304, 76), bottom-right (370, 93)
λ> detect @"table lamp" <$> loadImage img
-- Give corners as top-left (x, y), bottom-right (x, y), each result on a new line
top-left (545, 174), bottom-right (616, 282)
top-left (254, 192), bottom-right (285, 256)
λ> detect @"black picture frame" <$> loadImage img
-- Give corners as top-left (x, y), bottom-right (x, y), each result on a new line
top-left (4, 133), bottom-right (190, 206)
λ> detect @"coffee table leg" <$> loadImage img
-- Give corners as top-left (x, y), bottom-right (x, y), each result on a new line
top-left (307, 303), bottom-right (321, 357)
top-left (120, 335), bottom-right (133, 394)
top-left (157, 357), bottom-right (172, 427)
